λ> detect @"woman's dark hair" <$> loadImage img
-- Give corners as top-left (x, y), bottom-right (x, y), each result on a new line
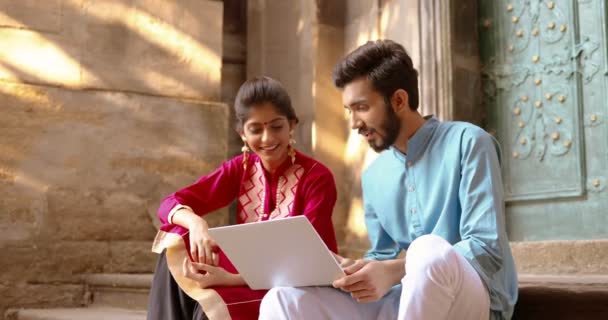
top-left (332, 39), bottom-right (419, 110)
top-left (234, 76), bottom-right (299, 130)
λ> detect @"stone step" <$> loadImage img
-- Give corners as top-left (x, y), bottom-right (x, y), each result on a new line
top-left (514, 274), bottom-right (608, 319)
top-left (6, 307), bottom-right (146, 320)
top-left (84, 274), bottom-right (153, 310)
top-left (8, 273), bottom-right (608, 320)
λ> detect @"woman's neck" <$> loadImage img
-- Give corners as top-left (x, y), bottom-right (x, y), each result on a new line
top-left (261, 153), bottom-right (289, 175)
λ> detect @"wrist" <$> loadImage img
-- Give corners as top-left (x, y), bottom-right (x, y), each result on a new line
top-left (228, 273), bottom-right (245, 286)
top-left (188, 215), bottom-right (207, 230)
top-left (379, 259), bottom-right (405, 284)
top-left (172, 207), bottom-right (207, 230)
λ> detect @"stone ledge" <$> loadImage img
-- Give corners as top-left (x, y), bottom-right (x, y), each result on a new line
top-left (512, 240), bottom-right (608, 274)
top-left (519, 274), bottom-right (608, 291)
top-left (84, 274), bottom-right (153, 289)
top-left (6, 307), bottom-right (145, 320)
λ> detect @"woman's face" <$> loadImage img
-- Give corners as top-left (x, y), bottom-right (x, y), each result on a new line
top-left (240, 102), bottom-right (295, 170)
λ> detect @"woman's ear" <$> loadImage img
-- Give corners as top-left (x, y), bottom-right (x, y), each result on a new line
top-left (288, 120), bottom-right (297, 132)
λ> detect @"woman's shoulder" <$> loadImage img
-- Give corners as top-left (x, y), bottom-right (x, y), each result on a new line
top-left (224, 152), bottom-right (259, 167)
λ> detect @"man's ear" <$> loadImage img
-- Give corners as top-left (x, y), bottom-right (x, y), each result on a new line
top-left (391, 89), bottom-right (410, 113)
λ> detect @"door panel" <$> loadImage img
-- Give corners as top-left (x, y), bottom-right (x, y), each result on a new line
top-left (480, 0), bottom-right (608, 240)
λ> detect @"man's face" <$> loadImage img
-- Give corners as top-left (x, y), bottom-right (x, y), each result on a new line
top-left (342, 78), bottom-right (401, 152)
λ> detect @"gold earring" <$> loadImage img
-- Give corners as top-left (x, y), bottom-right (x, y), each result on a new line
top-left (288, 136), bottom-right (296, 164)
top-left (242, 141), bottom-right (250, 170)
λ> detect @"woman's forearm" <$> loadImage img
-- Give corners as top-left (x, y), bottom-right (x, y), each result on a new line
top-left (226, 273), bottom-right (247, 286)
top-left (173, 207), bottom-right (207, 230)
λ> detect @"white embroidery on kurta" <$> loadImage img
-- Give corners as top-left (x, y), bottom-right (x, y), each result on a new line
top-left (238, 161), bottom-right (303, 223)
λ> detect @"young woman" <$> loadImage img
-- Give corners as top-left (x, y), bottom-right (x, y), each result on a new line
top-left (147, 76), bottom-right (338, 320)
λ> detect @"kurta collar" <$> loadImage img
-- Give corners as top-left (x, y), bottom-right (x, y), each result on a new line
top-left (391, 115), bottom-right (439, 165)
top-left (257, 151), bottom-right (299, 179)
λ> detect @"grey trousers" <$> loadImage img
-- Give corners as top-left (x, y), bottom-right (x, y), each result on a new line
top-left (146, 250), bottom-right (208, 320)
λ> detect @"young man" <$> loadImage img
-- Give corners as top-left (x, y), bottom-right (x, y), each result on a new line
top-left (259, 40), bottom-right (518, 319)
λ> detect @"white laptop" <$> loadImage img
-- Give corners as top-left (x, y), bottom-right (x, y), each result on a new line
top-left (208, 215), bottom-right (346, 290)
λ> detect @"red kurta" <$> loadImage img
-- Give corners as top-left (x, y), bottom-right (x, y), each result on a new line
top-left (152, 151), bottom-right (338, 319)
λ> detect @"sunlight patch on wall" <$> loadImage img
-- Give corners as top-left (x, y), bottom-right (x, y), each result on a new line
top-left (0, 30), bottom-right (82, 86)
top-left (314, 123), bottom-right (349, 163)
top-left (346, 197), bottom-right (367, 238)
top-left (14, 171), bottom-right (48, 193)
top-left (85, 2), bottom-right (221, 83)
top-left (311, 121), bottom-right (317, 152)
top-left (0, 82), bottom-right (62, 111)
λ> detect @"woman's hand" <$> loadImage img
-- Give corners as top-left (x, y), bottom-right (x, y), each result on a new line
top-left (182, 257), bottom-right (244, 288)
top-left (188, 217), bottom-right (219, 266)
top-left (172, 208), bottom-right (219, 266)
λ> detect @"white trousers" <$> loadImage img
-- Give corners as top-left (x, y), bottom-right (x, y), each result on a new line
top-left (259, 234), bottom-right (490, 320)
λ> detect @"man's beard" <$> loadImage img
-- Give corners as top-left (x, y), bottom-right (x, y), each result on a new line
top-left (367, 101), bottom-right (401, 152)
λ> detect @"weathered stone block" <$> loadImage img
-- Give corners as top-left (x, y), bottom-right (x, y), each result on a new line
top-left (345, 0), bottom-right (375, 22)
top-left (0, 282), bottom-right (84, 317)
top-left (0, 0), bottom-right (223, 99)
top-left (0, 0), bottom-right (62, 33)
top-left (78, 0), bottom-right (223, 99)
top-left (105, 241), bottom-right (158, 273)
top-left (0, 29), bottom-right (82, 86)
top-left (221, 63), bottom-right (246, 104)
top-left (0, 83), bottom-right (229, 244)
top-left (223, 33), bottom-right (246, 63)
top-left (344, 5), bottom-right (378, 52)
top-left (0, 183), bottom-right (43, 242)
top-left (512, 240), bottom-right (608, 274)
top-left (0, 242), bottom-right (110, 284)
top-left (45, 187), bottom-right (157, 241)
top-left (451, 66), bottom-right (482, 125)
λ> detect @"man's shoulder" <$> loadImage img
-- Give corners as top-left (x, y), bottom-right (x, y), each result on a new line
top-left (435, 120), bottom-right (493, 145)
top-left (437, 121), bottom-right (500, 163)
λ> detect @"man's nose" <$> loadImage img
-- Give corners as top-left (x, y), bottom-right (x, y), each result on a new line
top-left (350, 115), bottom-right (362, 130)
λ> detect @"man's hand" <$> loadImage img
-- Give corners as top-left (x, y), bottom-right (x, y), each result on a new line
top-left (332, 259), bottom-right (399, 303)
top-left (332, 252), bottom-right (356, 269)
top-left (182, 258), bottom-right (243, 288)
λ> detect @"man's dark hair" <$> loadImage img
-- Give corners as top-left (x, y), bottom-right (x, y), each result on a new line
top-left (234, 76), bottom-right (299, 130)
top-left (332, 39), bottom-right (419, 110)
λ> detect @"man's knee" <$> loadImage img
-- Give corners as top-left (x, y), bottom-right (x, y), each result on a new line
top-left (259, 287), bottom-right (303, 318)
top-left (405, 234), bottom-right (459, 276)
top-left (260, 287), bottom-right (288, 315)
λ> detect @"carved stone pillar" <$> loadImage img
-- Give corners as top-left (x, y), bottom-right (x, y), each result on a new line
top-left (419, 0), bottom-right (482, 125)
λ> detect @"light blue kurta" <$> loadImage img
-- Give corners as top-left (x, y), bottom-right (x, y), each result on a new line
top-left (362, 116), bottom-right (518, 320)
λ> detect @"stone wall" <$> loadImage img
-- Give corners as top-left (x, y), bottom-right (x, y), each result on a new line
top-left (0, 0), bottom-right (229, 315)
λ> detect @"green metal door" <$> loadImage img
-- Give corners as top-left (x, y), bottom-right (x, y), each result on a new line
top-left (480, 0), bottom-right (608, 240)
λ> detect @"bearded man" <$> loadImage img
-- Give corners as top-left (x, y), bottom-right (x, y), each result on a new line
top-left (259, 40), bottom-right (518, 320)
